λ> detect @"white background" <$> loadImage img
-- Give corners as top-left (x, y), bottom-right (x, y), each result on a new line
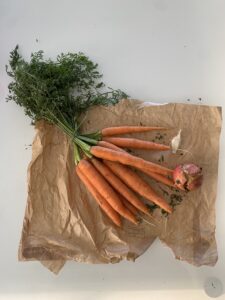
top-left (0, 0), bottom-right (224, 299)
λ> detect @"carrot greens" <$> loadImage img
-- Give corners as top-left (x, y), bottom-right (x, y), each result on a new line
top-left (6, 45), bottom-right (127, 158)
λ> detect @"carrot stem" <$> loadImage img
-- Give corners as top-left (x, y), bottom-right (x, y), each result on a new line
top-left (82, 131), bottom-right (101, 140)
top-left (74, 143), bottom-right (80, 164)
top-left (78, 135), bottom-right (98, 145)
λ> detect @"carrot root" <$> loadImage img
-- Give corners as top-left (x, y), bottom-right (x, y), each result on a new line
top-left (104, 160), bottom-right (172, 214)
top-left (76, 166), bottom-right (122, 227)
top-left (78, 159), bottom-right (138, 224)
top-left (91, 157), bottom-right (149, 215)
top-left (120, 195), bottom-right (139, 216)
top-left (97, 140), bottom-right (125, 152)
top-left (143, 170), bottom-right (175, 187)
top-left (103, 137), bottom-right (170, 151)
top-left (90, 146), bottom-right (173, 177)
top-left (101, 126), bottom-right (168, 137)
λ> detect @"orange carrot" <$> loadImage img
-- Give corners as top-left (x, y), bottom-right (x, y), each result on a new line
top-left (90, 146), bottom-right (173, 177)
top-left (99, 141), bottom-right (174, 187)
top-left (103, 137), bottom-right (170, 151)
top-left (104, 160), bottom-right (172, 214)
top-left (76, 167), bottom-right (122, 227)
top-left (78, 159), bottom-right (138, 224)
top-left (91, 157), bottom-right (149, 215)
top-left (120, 195), bottom-right (139, 216)
top-left (97, 140), bottom-right (125, 152)
top-left (142, 170), bottom-right (175, 187)
top-left (101, 126), bottom-right (167, 137)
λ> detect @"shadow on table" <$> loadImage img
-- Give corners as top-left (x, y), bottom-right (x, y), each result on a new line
top-left (0, 239), bottom-right (224, 295)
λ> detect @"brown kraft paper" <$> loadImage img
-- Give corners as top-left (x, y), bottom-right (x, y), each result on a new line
top-left (18, 99), bottom-right (222, 273)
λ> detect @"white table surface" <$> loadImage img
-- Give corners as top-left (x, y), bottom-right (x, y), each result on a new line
top-left (0, 0), bottom-right (225, 299)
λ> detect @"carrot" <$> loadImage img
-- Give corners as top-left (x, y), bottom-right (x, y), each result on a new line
top-left (104, 160), bottom-right (172, 214)
top-left (142, 170), bottom-right (175, 187)
top-left (99, 141), bottom-right (174, 187)
top-left (97, 140), bottom-right (125, 152)
top-left (101, 126), bottom-right (167, 136)
top-left (76, 167), bottom-right (122, 227)
top-left (78, 159), bottom-right (138, 224)
top-left (103, 137), bottom-right (170, 151)
top-left (120, 195), bottom-right (139, 216)
top-left (91, 157), bottom-right (149, 215)
top-left (90, 146), bottom-right (173, 177)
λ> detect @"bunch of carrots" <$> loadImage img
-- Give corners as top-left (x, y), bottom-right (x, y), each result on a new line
top-left (75, 125), bottom-right (177, 227)
top-left (7, 47), bottom-right (203, 228)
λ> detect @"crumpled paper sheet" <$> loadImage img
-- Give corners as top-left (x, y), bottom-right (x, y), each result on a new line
top-left (18, 99), bottom-right (222, 274)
